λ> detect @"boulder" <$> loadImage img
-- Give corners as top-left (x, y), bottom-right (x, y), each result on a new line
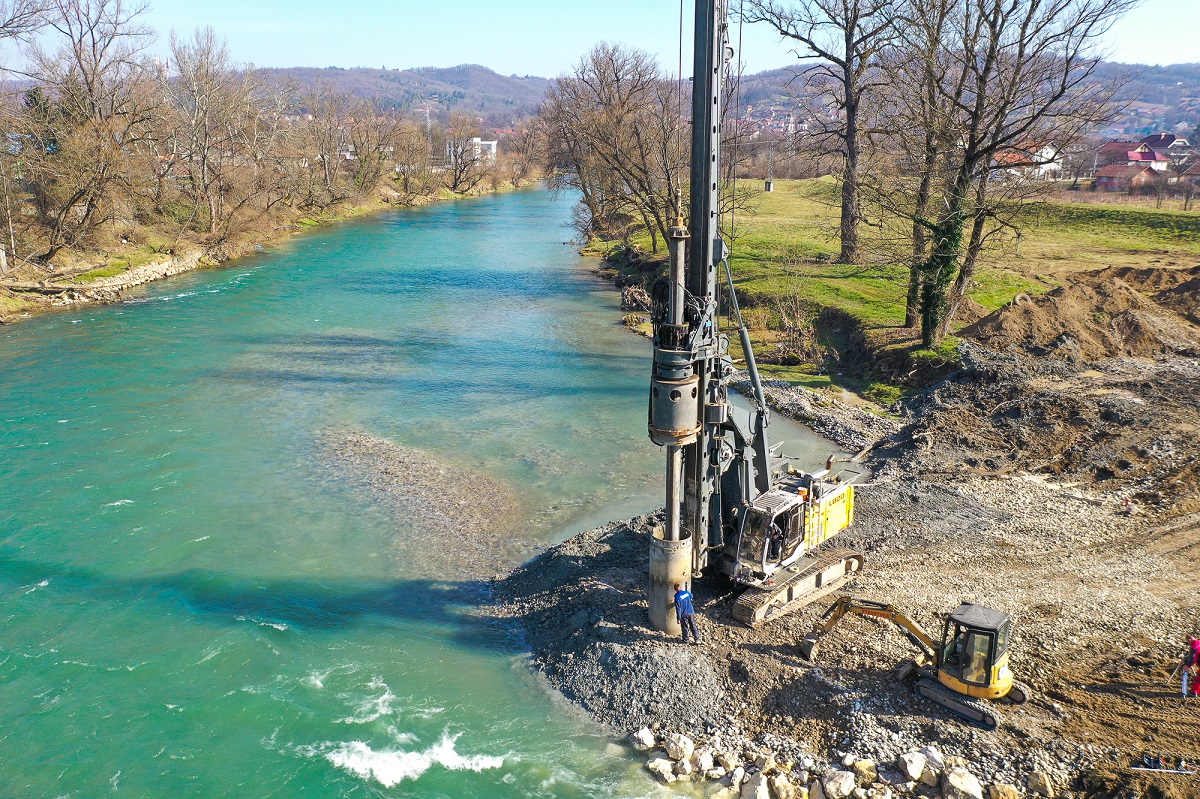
top-left (918, 767), bottom-right (940, 787)
top-left (809, 780), bottom-right (827, 799)
top-left (646, 757), bottom-right (676, 784)
top-left (866, 788), bottom-right (893, 799)
top-left (742, 771), bottom-right (771, 799)
top-left (663, 732), bottom-right (696, 761)
top-left (629, 727), bottom-right (656, 751)
top-left (769, 773), bottom-right (797, 799)
top-left (719, 750), bottom-right (744, 771)
top-left (692, 747), bottom-right (716, 773)
top-left (711, 789), bottom-right (739, 799)
top-left (729, 766), bottom-right (746, 788)
top-left (942, 767), bottom-right (985, 799)
top-left (919, 745), bottom-right (945, 771)
top-left (897, 752), bottom-right (927, 782)
top-left (987, 786), bottom-right (1021, 799)
top-left (675, 757), bottom-right (695, 777)
top-left (1027, 771), bottom-right (1056, 797)
top-left (851, 760), bottom-right (878, 785)
top-left (756, 752), bottom-right (778, 774)
top-left (706, 767), bottom-right (728, 781)
top-left (823, 770), bottom-right (859, 799)
top-left (851, 789), bottom-right (868, 799)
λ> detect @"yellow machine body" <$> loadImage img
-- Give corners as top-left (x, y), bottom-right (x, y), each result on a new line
top-left (801, 483), bottom-right (854, 550)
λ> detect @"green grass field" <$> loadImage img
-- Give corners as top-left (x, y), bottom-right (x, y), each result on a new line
top-left (599, 178), bottom-right (1200, 399)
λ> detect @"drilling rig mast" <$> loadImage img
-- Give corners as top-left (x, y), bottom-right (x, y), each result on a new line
top-left (647, 0), bottom-right (863, 632)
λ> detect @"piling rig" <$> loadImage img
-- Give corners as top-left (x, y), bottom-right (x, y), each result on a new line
top-left (645, 0), bottom-right (863, 631)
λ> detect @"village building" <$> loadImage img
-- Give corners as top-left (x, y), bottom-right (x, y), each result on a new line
top-left (1094, 163), bottom-right (1157, 192)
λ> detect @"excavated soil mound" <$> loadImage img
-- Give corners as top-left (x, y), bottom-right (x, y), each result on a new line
top-left (872, 343), bottom-right (1200, 512)
top-left (963, 276), bottom-right (1200, 360)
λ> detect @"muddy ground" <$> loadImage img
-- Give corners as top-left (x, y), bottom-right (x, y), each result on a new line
top-left (492, 263), bottom-right (1200, 798)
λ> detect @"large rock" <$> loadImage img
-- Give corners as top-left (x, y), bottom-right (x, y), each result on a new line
top-left (809, 780), bottom-right (827, 799)
top-left (756, 752), bottom-right (778, 774)
top-left (628, 727), bottom-right (656, 751)
top-left (719, 750), bottom-right (743, 771)
top-left (851, 760), bottom-right (878, 784)
top-left (920, 745), bottom-right (945, 771)
top-left (692, 748), bottom-right (715, 773)
top-left (1027, 771), bottom-right (1056, 797)
top-left (823, 770), bottom-right (858, 799)
top-left (729, 766), bottom-right (746, 788)
top-left (987, 786), bottom-right (1021, 799)
top-left (675, 757), bottom-right (695, 777)
top-left (711, 789), bottom-right (739, 799)
top-left (646, 757), bottom-right (676, 784)
top-left (896, 752), bottom-right (926, 782)
top-left (770, 773), bottom-right (797, 799)
top-left (663, 732), bottom-right (695, 761)
top-left (942, 767), bottom-right (985, 799)
top-left (742, 771), bottom-right (771, 799)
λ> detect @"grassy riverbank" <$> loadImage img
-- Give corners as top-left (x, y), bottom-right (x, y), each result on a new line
top-left (596, 178), bottom-right (1200, 401)
top-left (0, 181), bottom-right (530, 323)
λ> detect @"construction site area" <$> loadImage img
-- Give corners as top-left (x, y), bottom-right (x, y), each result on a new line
top-left (493, 261), bottom-right (1200, 799)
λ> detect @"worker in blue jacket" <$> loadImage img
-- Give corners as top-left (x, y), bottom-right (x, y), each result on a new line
top-left (673, 582), bottom-right (701, 645)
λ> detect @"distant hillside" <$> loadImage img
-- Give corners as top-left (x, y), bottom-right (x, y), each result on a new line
top-left (265, 64), bottom-right (551, 126)
top-left (730, 61), bottom-right (1200, 138)
top-left (71, 58), bottom-right (1196, 133)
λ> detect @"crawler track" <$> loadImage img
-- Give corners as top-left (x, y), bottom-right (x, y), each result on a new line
top-left (731, 548), bottom-right (864, 627)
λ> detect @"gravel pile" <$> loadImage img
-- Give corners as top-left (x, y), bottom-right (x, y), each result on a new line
top-left (734, 376), bottom-right (901, 453)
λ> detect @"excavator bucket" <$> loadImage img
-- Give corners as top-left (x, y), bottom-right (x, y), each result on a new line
top-left (798, 635), bottom-right (820, 661)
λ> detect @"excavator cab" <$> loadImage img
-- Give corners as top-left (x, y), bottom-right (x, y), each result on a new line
top-left (936, 603), bottom-right (1016, 701)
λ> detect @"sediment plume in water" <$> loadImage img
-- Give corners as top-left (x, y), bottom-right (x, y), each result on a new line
top-left (317, 431), bottom-right (524, 579)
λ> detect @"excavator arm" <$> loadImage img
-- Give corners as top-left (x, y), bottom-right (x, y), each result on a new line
top-left (798, 597), bottom-right (937, 663)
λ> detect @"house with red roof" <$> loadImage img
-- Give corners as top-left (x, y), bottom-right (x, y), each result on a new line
top-left (1097, 141), bottom-right (1173, 171)
top-left (993, 143), bottom-right (1063, 180)
top-left (1095, 164), bottom-right (1157, 192)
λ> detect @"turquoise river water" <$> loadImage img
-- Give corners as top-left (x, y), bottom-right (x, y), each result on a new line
top-left (0, 188), bottom-right (835, 798)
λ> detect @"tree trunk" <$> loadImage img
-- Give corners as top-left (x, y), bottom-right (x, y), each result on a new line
top-left (918, 171), bottom-right (971, 347)
top-left (839, 92), bottom-right (861, 264)
top-left (937, 175), bottom-right (989, 339)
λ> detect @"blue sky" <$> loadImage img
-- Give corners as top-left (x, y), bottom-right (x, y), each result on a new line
top-left (142, 0), bottom-right (1197, 76)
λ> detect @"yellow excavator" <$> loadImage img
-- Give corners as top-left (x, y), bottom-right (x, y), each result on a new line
top-left (798, 597), bottom-right (1030, 730)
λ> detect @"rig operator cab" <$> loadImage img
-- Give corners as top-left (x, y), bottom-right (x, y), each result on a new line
top-left (725, 470), bottom-right (855, 588)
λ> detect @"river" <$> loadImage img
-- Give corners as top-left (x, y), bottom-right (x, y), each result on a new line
top-left (0, 187), bottom-right (836, 797)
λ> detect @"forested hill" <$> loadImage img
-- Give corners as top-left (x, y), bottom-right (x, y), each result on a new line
top-left (266, 60), bottom-right (1199, 134)
top-left (265, 64), bottom-right (551, 125)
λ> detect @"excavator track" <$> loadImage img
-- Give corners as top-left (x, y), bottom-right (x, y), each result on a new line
top-left (914, 678), bottom-right (1000, 731)
top-left (731, 548), bottom-right (864, 627)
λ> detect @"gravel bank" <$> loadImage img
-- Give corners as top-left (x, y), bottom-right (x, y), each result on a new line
top-left (493, 474), bottom-right (1199, 796)
top-left (316, 430), bottom-right (524, 580)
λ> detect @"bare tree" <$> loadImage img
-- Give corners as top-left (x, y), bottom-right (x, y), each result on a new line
top-left (886, 0), bottom-right (1136, 346)
top-left (540, 43), bottom-right (687, 252)
top-left (346, 98), bottom-right (398, 195)
top-left (161, 27), bottom-right (287, 240)
top-left (0, 0), bottom-right (49, 39)
top-left (441, 112), bottom-right (492, 194)
top-left (390, 121), bottom-right (433, 198)
top-left (18, 0), bottom-right (155, 261)
top-left (743, 0), bottom-right (896, 264)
